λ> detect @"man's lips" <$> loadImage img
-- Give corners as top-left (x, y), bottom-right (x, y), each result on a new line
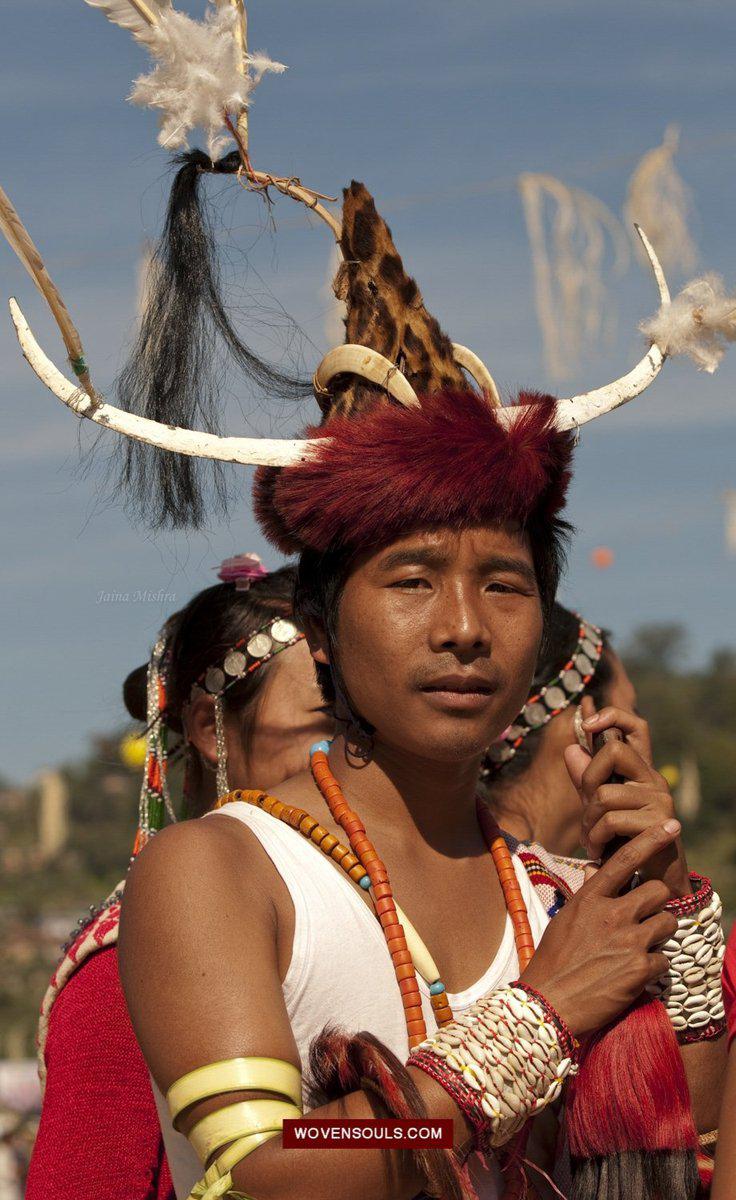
top-left (419, 673), bottom-right (496, 712)
top-left (421, 673), bottom-right (494, 694)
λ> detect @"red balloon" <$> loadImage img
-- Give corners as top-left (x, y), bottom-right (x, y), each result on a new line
top-left (590, 546), bottom-right (614, 570)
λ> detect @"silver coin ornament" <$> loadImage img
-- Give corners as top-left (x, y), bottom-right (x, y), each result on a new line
top-left (581, 639), bottom-right (598, 659)
top-left (506, 725), bottom-right (525, 742)
top-left (573, 652), bottom-right (592, 676)
top-left (205, 667), bottom-right (226, 695)
top-left (247, 632), bottom-right (273, 659)
top-left (223, 650), bottom-right (247, 677)
top-left (524, 702), bottom-right (548, 729)
top-left (543, 686), bottom-right (566, 711)
top-left (488, 742), bottom-right (515, 764)
top-left (563, 668), bottom-right (583, 692)
top-left (270, 619), bottom-right (299, 644)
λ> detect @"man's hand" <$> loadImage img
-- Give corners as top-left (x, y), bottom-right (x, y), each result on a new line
top-left (519, 821), bottom-right (681, 1037)
top-left (564, 704), bottom-right (692, 899)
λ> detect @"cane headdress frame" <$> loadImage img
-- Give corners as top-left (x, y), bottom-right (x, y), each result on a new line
top-left (9, 224), bottom-right (669, 466)
top-left (3, 0), bottom-right (733, 558)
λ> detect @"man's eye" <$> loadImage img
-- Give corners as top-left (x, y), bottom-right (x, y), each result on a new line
top-left (388, 577), bottom-right (430, 589)
top-left (486, 581), bottom-right (519, 594)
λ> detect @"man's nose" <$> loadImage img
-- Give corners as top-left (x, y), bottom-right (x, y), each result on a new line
top-left (429, 585), bottom-right (491, 654)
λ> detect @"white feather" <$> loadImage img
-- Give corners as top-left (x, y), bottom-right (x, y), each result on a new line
top-left (84, 0), bottom-right (171, 43)
top-left (247, 50), bottom-right (287, 86)
top-left (128, 5), bottom-right (286, 159)
top-left (641, 274), bottom-right (736, 374)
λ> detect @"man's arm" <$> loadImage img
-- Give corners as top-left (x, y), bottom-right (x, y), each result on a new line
top-left (681, 1039), bottom-right (727, 1135)
top-left (119, 815), bottom-right (472, 1200)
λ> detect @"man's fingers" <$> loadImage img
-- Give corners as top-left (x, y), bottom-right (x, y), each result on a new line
top-left (646, 950), bottom-right (670, 983)
top-left (620, 878), bottom-right (671, 920)
top-left (564, 743), bottom-right (590, 794)
top-left (584, 820), bottom-right (681, 897)
top-left (586, 810), bottom-right (654, 860)
top-left (582, 705), bottom-right (653, 763)
top-left (579, 738), bottom-right (661, 800)
top-left (581, 784), bottom-right (651, 836)
top-left (640, 910), bottom-right (678, 949)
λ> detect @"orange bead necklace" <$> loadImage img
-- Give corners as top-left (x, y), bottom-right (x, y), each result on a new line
top-left (214, 748), bottom-right (536, 1051)
top-left (310, 744), bottom-right (535, 1049)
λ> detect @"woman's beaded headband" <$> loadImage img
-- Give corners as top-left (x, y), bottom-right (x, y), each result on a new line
top-left (483, 615), bottom-right (603, 775)
top-left (194, 615), bottom-right (305, 701)
top-left (190, 553), bottom-right (305, 699)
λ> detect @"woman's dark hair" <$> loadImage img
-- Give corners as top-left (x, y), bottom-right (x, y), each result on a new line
top-left (293, 515), bottom-right (572, 715)
top-left (116, 149), bottom-right (312, 530)
top-left (123, 565), bottom-right (298, 816)
top-left (487, 601), bottom-right (615, 784)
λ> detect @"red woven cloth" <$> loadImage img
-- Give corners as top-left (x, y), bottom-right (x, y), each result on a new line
top-left (26, 945), bottom-right (174, 1200)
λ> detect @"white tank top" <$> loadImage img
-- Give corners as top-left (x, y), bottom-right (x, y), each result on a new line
top-left (155, 800), bottom-right (550, 1199)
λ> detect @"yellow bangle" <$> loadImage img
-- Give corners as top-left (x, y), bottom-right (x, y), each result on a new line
top-left (167, 1056), bottom-right (302, 1122)
top-left (188, 1129), bottom-right (279, 1200)
top-left (189, 1098), bottom-right (302, 1163)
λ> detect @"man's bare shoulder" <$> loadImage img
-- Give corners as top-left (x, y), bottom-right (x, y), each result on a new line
top-left (121, 812), bottom-right (281, 930)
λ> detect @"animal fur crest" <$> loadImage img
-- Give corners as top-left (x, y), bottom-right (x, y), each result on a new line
top-left (254, 390), bottom-right (574, 556)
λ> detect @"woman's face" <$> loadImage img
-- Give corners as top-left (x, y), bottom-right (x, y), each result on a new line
top-left (225, 639), bottom-right (334, 792)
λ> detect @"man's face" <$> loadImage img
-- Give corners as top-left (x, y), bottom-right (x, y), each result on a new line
top-left (316, 525), bottom-right (544, 764)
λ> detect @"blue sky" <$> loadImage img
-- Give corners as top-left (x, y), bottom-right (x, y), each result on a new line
top-left (1, 0), bottom-right (735, 781)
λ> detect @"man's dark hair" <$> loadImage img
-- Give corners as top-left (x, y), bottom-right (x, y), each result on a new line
top-left (294, 515), bottom-right (572, 713)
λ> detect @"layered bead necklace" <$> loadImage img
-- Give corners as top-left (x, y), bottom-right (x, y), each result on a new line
top-left (214, 741), bottom-right (536, 1050)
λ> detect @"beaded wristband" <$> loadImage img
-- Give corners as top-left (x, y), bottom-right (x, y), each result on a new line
top-left (408, 984), bottom-right (578, 1153)
top-left (658, 874), bottom-right (726, 1044)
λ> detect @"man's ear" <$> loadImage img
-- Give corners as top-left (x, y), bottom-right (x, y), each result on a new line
top-left (301, 616), bottom-right (331, 667)
top-left (184, 693), bottom-right (218, 766)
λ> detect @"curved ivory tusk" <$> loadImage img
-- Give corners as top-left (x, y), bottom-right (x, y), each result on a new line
top-left (10, 299), bottom-right (315, 468)
top-left (549, 224), bottom-right (670, 431)
top-left (313, 345), bottom-right (420, 409)
top-left (313, 342), bottom-right (503, 410)
top-left (451, 343), bottom-right (501, 406)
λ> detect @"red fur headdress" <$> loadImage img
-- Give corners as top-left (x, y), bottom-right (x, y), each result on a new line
top-left (254, 389), bottom-right (573, 556)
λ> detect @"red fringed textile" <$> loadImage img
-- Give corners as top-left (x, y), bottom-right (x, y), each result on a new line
top-left (27, 946), bottom-right (174, 1200)
top-left (254, 390), bottom-right (573, 554)
top-left (696, 1149), bottom-right (715, 1195)
top-left (307, 1025), bottom-right (475, 1200)
top-left (565, 996), bottom-right (699, 1200)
